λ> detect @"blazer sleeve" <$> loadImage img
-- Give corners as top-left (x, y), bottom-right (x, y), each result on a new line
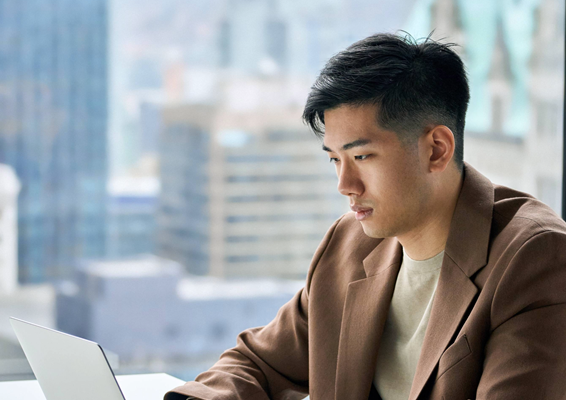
top-left (476, 231), bottom-right (566, 400)
top-left (163, 216), bottom-right (344, 400)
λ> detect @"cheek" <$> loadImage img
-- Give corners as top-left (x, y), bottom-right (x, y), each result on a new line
top-left (379, 174), bottom-right (423, 210)
top-left (381, 175), bottom-right (409, 199)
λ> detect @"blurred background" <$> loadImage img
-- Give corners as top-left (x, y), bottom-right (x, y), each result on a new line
top-left (0, 0), bottom-right (563, 382)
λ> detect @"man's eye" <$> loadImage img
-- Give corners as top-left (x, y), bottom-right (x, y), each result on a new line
top-left (355, 155), bottom-right (369, 160)
top-left (329, 157), bottom-right (339, 164)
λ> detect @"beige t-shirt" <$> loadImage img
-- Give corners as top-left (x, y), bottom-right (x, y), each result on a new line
top-left (373, 248), bottom-right (444, 400)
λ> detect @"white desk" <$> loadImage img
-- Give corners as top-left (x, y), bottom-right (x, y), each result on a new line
top-left (0, 372), bottom-right (185, 399)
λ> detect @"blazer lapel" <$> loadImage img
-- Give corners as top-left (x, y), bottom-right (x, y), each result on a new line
top-left (409, 163), bottom-right (494, 400)
top-left (335, 238), bottom-right (402, 400)
top-left (407, 256), bottom-right (478, 400)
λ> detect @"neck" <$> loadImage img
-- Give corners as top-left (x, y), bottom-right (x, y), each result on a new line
top-left (398, 170), bottom-right (463, 261)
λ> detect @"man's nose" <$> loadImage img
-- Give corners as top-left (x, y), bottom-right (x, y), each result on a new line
top-left (337, 163), bottom-right (363, 197)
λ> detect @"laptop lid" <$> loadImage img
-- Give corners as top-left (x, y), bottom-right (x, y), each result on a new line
top-left (9, 317), bottom-right (125, 400)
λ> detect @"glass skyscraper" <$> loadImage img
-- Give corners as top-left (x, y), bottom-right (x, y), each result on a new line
top-left (0, 0), bottom-right (108, 283)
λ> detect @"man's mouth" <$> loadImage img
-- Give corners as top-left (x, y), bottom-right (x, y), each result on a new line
top-left (350, 205), bottom-right (374, 221)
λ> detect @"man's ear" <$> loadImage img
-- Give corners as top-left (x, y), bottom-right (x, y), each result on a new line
top-left (424, 125), bottom-right (455, 173)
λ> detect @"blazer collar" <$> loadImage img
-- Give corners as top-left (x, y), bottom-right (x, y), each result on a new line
top-left (362, 236), bottom-right (402, 278)
top-left (335, 238), bottom-right (402, 400)
top-left (444, 162), bottom-right (494, 277)
top-left (410, 162), bottom-right (494, 400)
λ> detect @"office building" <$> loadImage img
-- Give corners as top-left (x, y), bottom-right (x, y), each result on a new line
top-left (211, 100), bottom-right (346, 279)
top-left (0, 165), bottom-right (21, 294)
top-left (0, 0), bottom-right (109, 282)
top-left (157, 75), bottom-right (347, 279)
top-left (55, 256), bottom-right (301, 364)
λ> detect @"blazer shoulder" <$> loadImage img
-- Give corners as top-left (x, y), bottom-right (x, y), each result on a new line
top-left (492, 184), bottom-right (566, 240)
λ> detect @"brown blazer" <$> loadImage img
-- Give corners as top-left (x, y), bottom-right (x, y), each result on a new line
top-left (165, 163), bottom-right (566, 400)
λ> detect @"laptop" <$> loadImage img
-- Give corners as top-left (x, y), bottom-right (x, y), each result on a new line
top-left (10, 317), bottom-right (130, 400)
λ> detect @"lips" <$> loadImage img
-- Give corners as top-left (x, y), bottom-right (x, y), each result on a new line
top-left (350, 204), bottom-right (373, 221)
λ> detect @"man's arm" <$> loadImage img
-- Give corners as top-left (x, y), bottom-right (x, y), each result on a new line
top-left (164, 287), bottom-right (310, 400)
top-left (476, 231), bottom-right (566, 399)
top-left (164, 216), bottom-right (344, 400)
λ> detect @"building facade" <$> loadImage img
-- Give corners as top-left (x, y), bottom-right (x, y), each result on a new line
top-left (157, 76), bottom-right (347, 279)
top-left (55, 256), bottom-right (301, 368)
top-left (0, 0), bottom-right (109, 282)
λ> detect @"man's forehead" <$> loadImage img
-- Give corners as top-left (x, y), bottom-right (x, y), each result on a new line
top-left (322, 105), bottom-right (402, 151)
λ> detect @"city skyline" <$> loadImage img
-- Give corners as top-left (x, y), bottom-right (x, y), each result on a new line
top-left (0, 0), bottom-right (563, 283)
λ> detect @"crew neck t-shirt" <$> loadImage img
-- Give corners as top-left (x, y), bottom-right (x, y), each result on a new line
top-left (373, 248), bottom-right (445, 400)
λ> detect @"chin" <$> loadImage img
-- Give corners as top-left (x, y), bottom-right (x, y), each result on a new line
top-left (359, 221), bottom-right (389, 239)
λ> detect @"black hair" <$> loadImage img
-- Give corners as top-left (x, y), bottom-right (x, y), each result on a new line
top-left (302, 32), bottom-right (470, 171)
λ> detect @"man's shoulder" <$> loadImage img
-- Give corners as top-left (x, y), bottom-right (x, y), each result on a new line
top-left (484, 185), bottom-right (566, 324)
top-left (491, 183), bottom-right (566, 244)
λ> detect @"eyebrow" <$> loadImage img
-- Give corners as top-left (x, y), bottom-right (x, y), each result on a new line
top-left (322, 138), bottom-right (372, 152)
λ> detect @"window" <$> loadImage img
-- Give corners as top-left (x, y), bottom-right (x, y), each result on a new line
top-left (0, 0), bottom-right (563, 383)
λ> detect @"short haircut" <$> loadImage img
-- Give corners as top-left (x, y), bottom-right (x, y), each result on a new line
top-left (302, 32), bottom-right (470, 170)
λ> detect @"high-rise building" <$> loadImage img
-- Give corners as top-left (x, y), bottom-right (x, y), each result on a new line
top-left (0, 0), bottom-right (109, 282)
top-left (157, 76), bottom-right (347, 279)
top-left (213, 124), bottom-right (346, 279)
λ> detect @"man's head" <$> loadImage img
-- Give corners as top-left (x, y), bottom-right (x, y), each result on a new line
top-left (303, 33), bottom-right (469, 243)
top-left (303, 32), bottom-right (469, 171)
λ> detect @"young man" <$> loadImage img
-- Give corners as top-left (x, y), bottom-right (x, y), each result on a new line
top-left (165, 33), bottom-right (566, 400)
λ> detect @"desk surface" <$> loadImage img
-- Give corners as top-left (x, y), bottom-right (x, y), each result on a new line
top-left (0, 372), bottom-right (185, 399)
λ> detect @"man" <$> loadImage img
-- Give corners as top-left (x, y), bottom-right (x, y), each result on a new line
top-left (165, 33), bottom-right (566, 400)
